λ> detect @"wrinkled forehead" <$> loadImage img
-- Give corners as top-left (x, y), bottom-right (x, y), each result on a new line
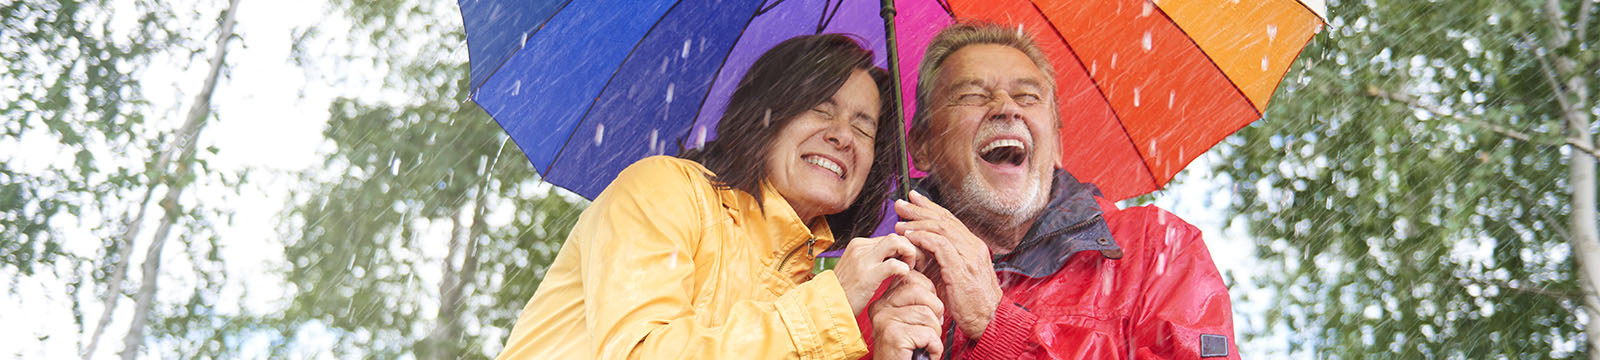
top-left (935, 45), bottom-right (1051, 94)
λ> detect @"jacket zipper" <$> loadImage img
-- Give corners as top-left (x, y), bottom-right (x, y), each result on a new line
top-left (1045, 213), bottom-right (1103, 239)
top-left (777, 236), bottom-right (817, 273)
top-left (1001, 214), bottom-right (1106, 261)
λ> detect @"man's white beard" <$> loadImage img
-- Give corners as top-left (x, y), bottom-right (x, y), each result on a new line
top-left (938, 165), bottom-right (1049, 240)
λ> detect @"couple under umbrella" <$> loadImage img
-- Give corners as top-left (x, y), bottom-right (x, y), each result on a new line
top-left (459, 0), bottom-right (1326, 358)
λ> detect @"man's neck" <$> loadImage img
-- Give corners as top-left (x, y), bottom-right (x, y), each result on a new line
top-left (973, 220), bottom-right (1033, 258)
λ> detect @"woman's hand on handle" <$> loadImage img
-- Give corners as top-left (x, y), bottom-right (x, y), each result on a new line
top-left (833, 234), bottom-right (922, 316)
top-left (870, 270), bottom-right (945, 360)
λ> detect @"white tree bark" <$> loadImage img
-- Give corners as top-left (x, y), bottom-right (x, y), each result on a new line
top-left (423, 155), bottom-right (494, 360)
top-left (1542, 1), bottom-right (1600, 358)
top-left (116, 0), bottom-right (239, 357)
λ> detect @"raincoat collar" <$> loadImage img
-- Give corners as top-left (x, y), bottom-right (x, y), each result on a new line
top-left (715, 176), bottom-right (837, 254)
top-left (917, 169), bottom-right (1123, 279)
top-left (994, 169), bottom-right (1123, 278)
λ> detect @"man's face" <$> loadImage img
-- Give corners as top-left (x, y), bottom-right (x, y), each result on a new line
top-left (913, 44), bottom-right (1059, 231)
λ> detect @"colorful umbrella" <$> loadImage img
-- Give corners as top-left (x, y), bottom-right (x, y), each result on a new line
top-left (890, 0), bottom-right (1328, 201)
top-left (458, 0), bottom-right (1327, 201)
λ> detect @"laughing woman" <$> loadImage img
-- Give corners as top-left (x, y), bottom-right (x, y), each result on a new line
top-left (495, 34), bottom-right (919, 359)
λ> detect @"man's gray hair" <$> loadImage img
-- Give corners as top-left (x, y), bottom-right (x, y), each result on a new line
top-left (911, 20), bottom-right (1058, 139)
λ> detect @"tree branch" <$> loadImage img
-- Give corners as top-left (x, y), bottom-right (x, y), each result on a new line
top-left (1544, 0), bottom-right (1574, 46)
top-left (1363, 86), bottom-right (1600, 159)
top-left (1526, 34), bottom-right (1577, 112)
top-left (1579, 0), bottom-right (1592, 46)
top-left (1457, 273), bottom-right (1578, 301)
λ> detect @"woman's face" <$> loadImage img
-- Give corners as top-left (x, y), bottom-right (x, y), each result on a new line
top-left (767, 69), bottom-right (882, 222)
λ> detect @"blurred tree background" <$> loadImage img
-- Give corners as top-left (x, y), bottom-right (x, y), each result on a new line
top-left (1218, 0), bottom-right (1598, 358)
top-left (3, 0), bottom-right (1597, 358)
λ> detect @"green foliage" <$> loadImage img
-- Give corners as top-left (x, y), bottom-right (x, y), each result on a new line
top-left (273, 5), bottom-right (586, 356)
top-left (1216, 0), bottom-right (1595, 357)
top-left (277, 91), bottom-right (585, 359)
top-left (0, 0), bottom-right (182, 274)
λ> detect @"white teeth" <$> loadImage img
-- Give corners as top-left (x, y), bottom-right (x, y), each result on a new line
top-left (804, 156), bottom-right (844, 178)
top-left (980, 139), bottom-right (1026, 153)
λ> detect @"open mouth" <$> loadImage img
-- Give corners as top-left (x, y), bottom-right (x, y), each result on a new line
top-left (803, 155), bottom-right (845, 179)
top-left (979, 139), bottom-right (1027, 166)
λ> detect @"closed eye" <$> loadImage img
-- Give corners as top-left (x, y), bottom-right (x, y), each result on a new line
top-left (1013, 93), bottom-right (1043, 106)
top-left (811, 106), bottom-right (834, 119)
top-left (852, 118), bottom-right (877, 139)
top-left (955, 93), bottom-right (990, 105)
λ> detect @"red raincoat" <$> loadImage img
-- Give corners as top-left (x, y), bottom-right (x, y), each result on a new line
top-left (863, 170), bottom-right (1239, 360)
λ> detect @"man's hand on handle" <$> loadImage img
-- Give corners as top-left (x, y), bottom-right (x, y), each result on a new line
top-left (895, 191), bottom-right (1003, 339)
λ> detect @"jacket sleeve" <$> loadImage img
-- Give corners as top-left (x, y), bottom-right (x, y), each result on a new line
top-left (953, 296), bottom-right (1043, 358)
top-left (1127, 210), bottom-right (1241, 360)
top-left (578, 157), bottom-right (868, 360)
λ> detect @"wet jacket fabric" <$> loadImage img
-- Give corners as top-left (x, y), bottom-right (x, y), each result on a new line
top-left (497, 156), bottom-right (867, 360)
top-left (865, 170), bottom-right (1240, 360)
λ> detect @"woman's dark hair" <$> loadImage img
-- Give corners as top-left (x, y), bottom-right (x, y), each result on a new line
top-left (678, 34), bottom-right (899, 242)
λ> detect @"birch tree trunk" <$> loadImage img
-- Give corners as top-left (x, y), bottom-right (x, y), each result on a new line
top-left (117, 0), bottom-right (239, 357)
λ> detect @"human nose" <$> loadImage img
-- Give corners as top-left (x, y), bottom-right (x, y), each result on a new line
top-left (987, 90), bottom-right (1023, 122)
top-left (823, 121), bottom-right (853, 149)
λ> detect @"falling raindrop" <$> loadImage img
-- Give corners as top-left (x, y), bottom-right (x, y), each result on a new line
top-left (762, 108), bottom-right (772, 128)
top-left (649, 129), bottom-right (659, 154)
top-left (1133, 87), bottom-right (1141, 107)
top-left (595, 123), bottom-right (605, 145)
top-left (695, 126), bottom-right (707, 148)
top-left (1141, 1), bottom-right (1153, 17)
top-left (1168, 90), bottom-right (1175, 109)
top-left (1111, 53), bottom-right (1118, 69)
top-left (666, 83), bottom-right (675, 103)
top-left (660, 58), bottom-right (669, 73)
top-left (681, 39), bottom-right (691, 59)
top-left (1261, 56), bottom-right (1270, 71)
top-left (1090, 61), bottom-right (1098, 76)
top-left (1015, 23), bottom-right (1024, 38)
top-left (1267, 24), bottom-right (1279, 42)
top-left (1142, 31), bottom-right (1152, 52)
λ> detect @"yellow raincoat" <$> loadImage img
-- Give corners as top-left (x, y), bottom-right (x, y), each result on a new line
top-left (496, 156), bottom-right (868, 360)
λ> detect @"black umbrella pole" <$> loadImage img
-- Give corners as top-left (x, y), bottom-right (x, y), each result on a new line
top-left (883, 7), bottom-right (934, 360)
top-left (881, 0), bottom-right (912, 202)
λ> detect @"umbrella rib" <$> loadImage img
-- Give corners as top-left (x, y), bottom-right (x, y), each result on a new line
top-left (1144, 1), bottom-right (1262, 117)
top-left (681, 3), bottom-right (765, 148)
top-left (756, 0), bottom-right (789, 16)
top-left (816, 0), bottom-right (845, 34)
top-left (543, 0), bottom-right (690, 178)
top-left (1023, 0), bottom-right (1159, 191)
top-left (468, 0), bottom-right (577, 96)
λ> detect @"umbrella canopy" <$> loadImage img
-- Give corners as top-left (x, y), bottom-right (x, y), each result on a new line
top-left (459, 0), bottom-right (1326, 201)
top-left (460, 0), bottom-right (899, 199)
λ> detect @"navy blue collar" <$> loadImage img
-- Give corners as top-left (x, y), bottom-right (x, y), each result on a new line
top-left (915, 170), bottom-right (1123, 278)
top-left (993, 170), bottom-right (1122, 278)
